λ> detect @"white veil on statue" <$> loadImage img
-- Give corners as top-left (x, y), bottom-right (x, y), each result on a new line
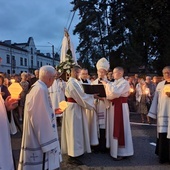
top-left (60, 29), bottom-right (77, 64)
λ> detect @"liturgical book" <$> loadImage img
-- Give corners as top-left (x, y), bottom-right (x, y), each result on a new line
top-left (82, 84), bottom-right (106, 97)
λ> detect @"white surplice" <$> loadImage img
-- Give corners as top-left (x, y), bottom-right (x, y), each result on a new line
top-left (61, 77), bottom-right (95, 157)
top-left (79, 78), bottom-right (99, 145)
top-left (18, 80), bottom-right (62, 170)
top-left (89, 78), bottom-right (110, 146)
top-left (105, 77), bottom-right (134, 158)
top-left (148, 80), bottom-right (170, 138)
top-left (48, 78), bottom-right (66, 117)
top-left (0, 96), bottom-right (14, 170)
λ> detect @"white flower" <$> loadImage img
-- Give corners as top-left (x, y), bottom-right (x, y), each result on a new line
top-left (58, 69), bottom-right (62, 73)
top-left (66, 70), bottom-right (70, 74)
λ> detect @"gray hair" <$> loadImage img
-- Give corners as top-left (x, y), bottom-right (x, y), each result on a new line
top-left (39, 65), bottom-right (56, 79)
top-left (163, 66), bottom-right (170, 71)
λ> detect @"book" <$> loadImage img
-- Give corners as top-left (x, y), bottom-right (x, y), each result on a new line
top-left (82, 84), bottom-right (106, 97)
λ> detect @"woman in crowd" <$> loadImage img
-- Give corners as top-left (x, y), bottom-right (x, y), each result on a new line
top-left (136, 77), bottom-right (151, 124)
top-left (18, 72), bottom-right (29, 121)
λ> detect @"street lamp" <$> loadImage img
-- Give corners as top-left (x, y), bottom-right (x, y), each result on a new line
top-left (48, 42), bottom-right (55, 67)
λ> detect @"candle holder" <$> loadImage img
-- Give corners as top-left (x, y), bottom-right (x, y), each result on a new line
top-left (8, 80), bottom-right (23, 99)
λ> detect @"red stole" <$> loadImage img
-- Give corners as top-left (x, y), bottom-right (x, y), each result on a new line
top-left (67, 98), bottom-right (77, 103)
top-left (110, 97), bottom-right (128, 147)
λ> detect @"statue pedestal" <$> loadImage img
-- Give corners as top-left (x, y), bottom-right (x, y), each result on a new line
top-left (60, 71), bottom-right (70, 81)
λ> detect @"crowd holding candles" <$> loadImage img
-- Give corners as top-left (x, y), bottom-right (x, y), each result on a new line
top-left (0, 63), bottom-right (170, 169)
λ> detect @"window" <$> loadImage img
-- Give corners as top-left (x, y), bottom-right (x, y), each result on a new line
top-left (7, 69), bottom-right (10, 74)
top-left (20, 57), bottom-right (23, 66)
top-left (24, 58), bottom-right (27, 66)
top-left (37, 61), bottom-right (39, 68)
top-left (6, 55), bottom-right (10, 64)
top-left (40, 61), bottom-right (42, 67)
top-left (31, 48), bottom-right (33, 55)
top-left (31, 56), bottom-right (33, 68)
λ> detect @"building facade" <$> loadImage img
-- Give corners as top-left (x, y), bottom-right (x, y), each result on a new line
top-left (0, 37), bottom-right (59, 74)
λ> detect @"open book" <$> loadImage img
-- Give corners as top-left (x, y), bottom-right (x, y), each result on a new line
top-left (82, 84), bottom-right (106, 97)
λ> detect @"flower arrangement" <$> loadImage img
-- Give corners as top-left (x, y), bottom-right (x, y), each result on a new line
top-left (56, 49), bottom-right (76, 75)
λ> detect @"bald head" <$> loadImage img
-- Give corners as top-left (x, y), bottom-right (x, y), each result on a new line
top-left (113, 67), bottom-right (124, 80)
top-left (71, 65), bottom-right (82, 79)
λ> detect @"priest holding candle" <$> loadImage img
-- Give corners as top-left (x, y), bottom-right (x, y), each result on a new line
top-left (0, 95), bottom-right (19, 170)
top-left (148, 66), bottom-right (170, 164)
top-left (18, 65), bottom-right (62, 170)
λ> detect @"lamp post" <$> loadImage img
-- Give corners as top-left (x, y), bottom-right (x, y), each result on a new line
top-left (48, 42), bottom-right (55, 67)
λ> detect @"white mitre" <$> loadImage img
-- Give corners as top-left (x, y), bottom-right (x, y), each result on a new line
top-left (96, 57), bottom-right (110, 71)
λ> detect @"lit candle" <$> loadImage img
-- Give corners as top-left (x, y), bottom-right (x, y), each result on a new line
top-left (164, 85), bottom-right (170, 93)
top-left (145, 88), bottom-right (149, 95)
top-left (10, 79), bottom-right (15, 83)
top-left (55, 101), bottom-right (68, 114)
top-left (8, 81), bottom-right (23, 99)
top-left (130, 88), bottom-right (134, 93)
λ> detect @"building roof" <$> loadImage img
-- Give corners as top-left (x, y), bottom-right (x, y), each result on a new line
top-left (0, 41), bottom-right (28, 52)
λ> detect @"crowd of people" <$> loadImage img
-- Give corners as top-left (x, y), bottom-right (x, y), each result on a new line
top-left (0, 62), bottom-right (170, 170)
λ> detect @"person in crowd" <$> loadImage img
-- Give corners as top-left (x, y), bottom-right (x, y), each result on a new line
top-left (0, 75), bottom-right (10, 100)
top-left (124, 76), bottom-right (129, 81)
top-left (152, 76), bottom-right (159, 87)
top-left (0, 95), bottom-right (19, 170)
top-left (145, 76), bottom-right (156, 100)
top-left (79, 68), bottom-right (91, 84)
top-left (128, 76), bottom-right (136, 112)
top-left (29, 69), bottom-right (39, 88)
top-left (61, 65), bottom-right (96, 165)
top-left (102, 67), bottom-right (134, 160)
top-left (18, 72), bottom-right (29, 121)
top-left (90, 58), bottom-right (110, 154)
top-left (107, 69), bottom-right (114, 82)
top-left (4, 77), bottom-right (10, 87)
top-left (136, 77), bottom-right (151, 124)
top-left (132, 74), bottom-right (139, 87)
top-left (148, 66), bottom-right (170, 164)
top-left (14, 74), bottom-right (20, 83)
top-left (18, 65), bottom-right (62, 170)
top-left (48, 71), bottom-right (66, 127)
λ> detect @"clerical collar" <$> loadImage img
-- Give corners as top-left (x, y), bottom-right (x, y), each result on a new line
top-left (165, 81), bottom-right (170, 85)
top-left (81, 79), bottom-right (88, 83)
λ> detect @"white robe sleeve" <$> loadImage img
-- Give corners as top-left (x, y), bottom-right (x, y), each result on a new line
top-left (105, 80), bottom-right (130, 100)
top-left (67, 80), bottom-right (95, 110)
top-left (148, 85), bottom-right (159, 119)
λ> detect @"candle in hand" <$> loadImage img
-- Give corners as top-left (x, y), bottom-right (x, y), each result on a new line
top-left (8, 81), bottom-right (23, 99)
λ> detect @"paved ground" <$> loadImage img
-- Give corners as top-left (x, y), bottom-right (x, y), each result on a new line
top-left (12, 113), bottom-right (170, 170)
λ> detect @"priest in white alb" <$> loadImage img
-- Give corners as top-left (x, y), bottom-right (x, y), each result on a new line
top-left (102, 67), bottom-right (134, 160)
top-left (148, 66), bottom-right (170, 163)
top-left (18, 66), bottom-right (62, 170)
top-left (61, 65), bottom-right (96, 165)
top-left (0, 95), bottom-right (19, 170)
top-left (48, 71), bottom-right (66, 126)
top-left (90, 58), bottom-right (110, 152)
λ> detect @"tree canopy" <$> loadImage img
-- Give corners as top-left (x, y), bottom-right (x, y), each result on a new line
top-left (71, 0), bottom-right (170, 75)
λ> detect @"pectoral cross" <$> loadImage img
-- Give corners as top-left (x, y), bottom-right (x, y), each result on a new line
top-left (30, 153), bottom-right (38, 161)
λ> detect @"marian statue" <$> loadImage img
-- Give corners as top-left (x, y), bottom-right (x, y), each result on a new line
top-left (60, 29), bottom-right (77, 64)
top-left (57, 29), bottom-right (77, 81)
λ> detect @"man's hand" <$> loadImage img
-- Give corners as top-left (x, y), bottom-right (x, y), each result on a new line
top-left (4, 96), bottom-right (19, 111)
top-left (55, 108), bottom-right (63, 115)
top-left (101, 80), bottom-right (108, 86)
top-left (93, 94), bottom-right (104, 101)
